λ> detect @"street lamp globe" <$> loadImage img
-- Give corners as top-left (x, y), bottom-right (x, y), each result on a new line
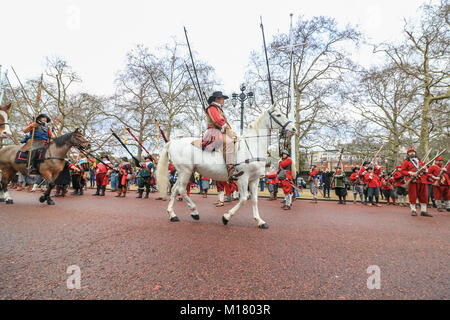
top-left (231, 93), bottom-right (238, 107)
top-left (248, 91), bottom-right (254, 106)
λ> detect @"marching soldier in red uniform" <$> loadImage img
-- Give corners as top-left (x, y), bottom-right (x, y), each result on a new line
top-left (401, 148), bottom-right (432, 217)
top-left (427, 156), bottom-right (449, 212)
top-left (358, 160), bottom-right (371, 205)
top-left (278, 150), bottom-right (293, 210)
top-left (266, 165), bottom-right (279, 201)
top-left (116, 157), bottom-right (133, 198)
top-left (92, 155), bottom-right (112, 197)
top-left (202, 91), bottom-right (242, 181)
top-left (381, 174), bottom-right (396, 205)
top-left (393, 165), bottom-right (407, 206)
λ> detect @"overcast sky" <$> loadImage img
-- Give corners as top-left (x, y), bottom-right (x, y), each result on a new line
top-left (1, 0), bottom-right (429, 96)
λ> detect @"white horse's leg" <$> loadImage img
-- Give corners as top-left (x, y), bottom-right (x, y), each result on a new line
top-left (222, 178), bottom-right (248, 225)
top-left (177, 174), bottom-right (200, 220)
top-left (167, 180), bottom-right (179, 221)
top-left (249, 179), bottom-right (268, 228)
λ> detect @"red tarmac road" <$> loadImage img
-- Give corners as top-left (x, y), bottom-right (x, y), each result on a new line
top-left (0, 190), bottom-right (449, 299)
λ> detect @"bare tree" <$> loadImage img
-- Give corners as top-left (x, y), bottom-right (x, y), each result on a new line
top-left (376, 0), bottom-right (450, 155)
top-left (247, 15), bottom-right (361, 171)
top-left (347, 64), bottom-right (422, 165)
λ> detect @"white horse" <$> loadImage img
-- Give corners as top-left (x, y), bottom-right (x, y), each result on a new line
top-left (156, 105), bottom-right (296, 228)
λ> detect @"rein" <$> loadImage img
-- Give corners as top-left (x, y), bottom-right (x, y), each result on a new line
top-left (268, 110), bottom-right (292, 136)
top-left (235, 110), bottom-right (293, 166)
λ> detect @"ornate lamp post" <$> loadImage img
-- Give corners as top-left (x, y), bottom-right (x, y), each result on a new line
top-left (231, 84), bottom-right (254, 135)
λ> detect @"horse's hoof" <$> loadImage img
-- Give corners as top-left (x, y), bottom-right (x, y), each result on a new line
top-left (258, 223), bottom-right (269, 229)
top-left (191, 214), bottom-right (200, 221)
top-left (47, 199), bottom-right (55, 205)
top-left (170, 217), bottom-right (180, 222)
top-left (0, 198), bottom-right (4, 202)
top-left (222, 216), bottom-right (229, 225)
top-left (39, 196), bottom-right (46, 203)
top-left (5, 199), bottom-right (13, 204)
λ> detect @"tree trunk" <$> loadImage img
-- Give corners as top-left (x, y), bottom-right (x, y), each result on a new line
top-left (419, 97), bottom-right (431, 156)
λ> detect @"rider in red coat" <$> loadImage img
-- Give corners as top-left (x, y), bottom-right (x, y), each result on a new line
top-left (202, 91), bottom-right (242, 181)
top-left (278, 150), bottom-right (293, 210)
top-left (400, 148), bottom-right (431, 217)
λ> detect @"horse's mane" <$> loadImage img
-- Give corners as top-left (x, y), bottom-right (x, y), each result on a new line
top-left (52, 132), bottom-right (74, 147)
top-left (247, 109), bottom-right (268, 130)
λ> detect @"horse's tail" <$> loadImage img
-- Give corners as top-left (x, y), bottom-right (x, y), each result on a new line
top-left (156, 141), bottom-right (171, 198)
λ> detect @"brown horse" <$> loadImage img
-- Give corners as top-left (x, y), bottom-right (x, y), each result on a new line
top-left (0, 129), bottom-right (90, 205)
top-left (0, 103), bottom-right (12, 138)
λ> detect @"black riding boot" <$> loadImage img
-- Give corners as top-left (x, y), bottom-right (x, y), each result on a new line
top-left (93, 186), bottom-right (100, 196)
top-left (100, 187), bottom-right (106, 196)
top-left (145, 190), bottom-right (150, 198)
top-left (136, 190), bottom-right (143, 198)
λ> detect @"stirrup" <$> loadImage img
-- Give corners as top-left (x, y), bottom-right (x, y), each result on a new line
top-left (228, 170), bottom-right (244, 181)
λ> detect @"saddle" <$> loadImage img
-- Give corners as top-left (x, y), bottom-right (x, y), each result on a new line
top-left (14, 147), bottom-right (46, 166)
top-left (191, 136), bottom-right (216, 152)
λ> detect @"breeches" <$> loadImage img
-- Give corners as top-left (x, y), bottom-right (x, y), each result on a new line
top-left (382, 189), bottom-right (395, 199)
top-left (96, 173), bottom-right (108, 187)
top-left (408, 182), bottom-right (428, 204)
top-left (268, 183), bottom-right (278, 194)
top-left (395, 186), bottom-right (407, 196)
top-left (434, 185), bottom-right (450, 201)
top-left (138, 177), bottom-right (151, 190)
top-left (281, 180), bottom-right (292, 194)
top-left (310, 181), bottom-right (318, 196)
top-left (367, 187), bottom-right (380, 198)
top-left (335, 187), bottom-right (347, 197)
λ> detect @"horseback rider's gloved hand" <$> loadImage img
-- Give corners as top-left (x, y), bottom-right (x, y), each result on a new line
top-left (225, 126), bottom-right (238, 140)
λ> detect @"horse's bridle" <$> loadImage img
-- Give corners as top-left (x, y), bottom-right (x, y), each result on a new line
top-left (268, 110), bottom-right (292, 136)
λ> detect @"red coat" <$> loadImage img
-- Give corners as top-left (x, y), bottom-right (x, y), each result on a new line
top-left (95, 163), bottom-right (108, 175)
top-left (401, 158), bottom-right (428, 184)
top-left (374, 166), bottom-right (382, 176)
top-left (278, 158), bottom-right (293, 180)
top-left (428, 164), bottom-right (449, 186)
top-left (309, 169), bottom-right (319, 181)
top-left (266, 170), bottom-right (278, 184)
top-left (364, 172), bottom-right (380, 188)
top-left (358, 167), bottom-right (367, 181)
top-left (350, 172), bottom-right (358, 184)
top-left (381, 178), bottom-right (393, 190)
top-left (393, 170), bottom-right (404, 187)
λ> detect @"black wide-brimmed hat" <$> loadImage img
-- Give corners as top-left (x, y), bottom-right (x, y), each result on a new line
top-left (101, 154), bottom-right (109, 160)
top-left (144, 155), bottom-right (152, 160)
top-left (36, 114), bottom-right (51, 123)
top-left (208, 91), bottom-right (229, 104)
top-left (121, 157), bottom-right (128, 161)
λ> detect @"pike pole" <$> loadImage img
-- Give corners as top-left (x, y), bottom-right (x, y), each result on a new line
top-left (125, 127), bottom-right (157, 163)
